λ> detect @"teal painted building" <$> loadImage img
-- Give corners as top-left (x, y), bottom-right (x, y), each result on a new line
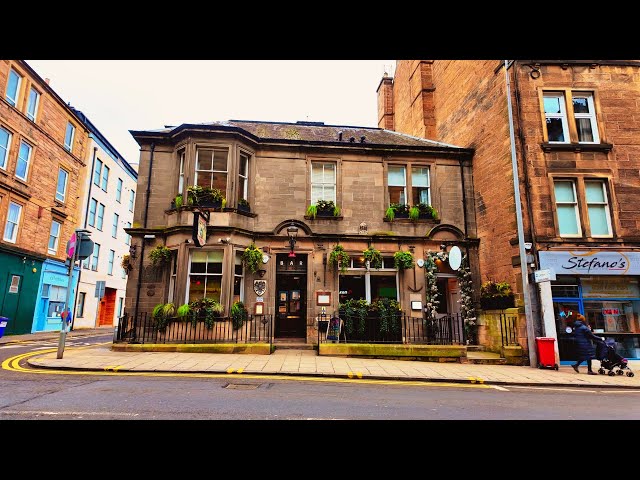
top-left (0, 248), bottom-right (44, 335)
top-left (32, 259), bottom-right (80, 332)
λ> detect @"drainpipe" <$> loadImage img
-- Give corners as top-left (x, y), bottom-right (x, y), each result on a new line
top-left (504, 60), bottom-right (537, 368)
top-left (133, 142), bottom-right (155, 322)
top-left (458, 154), bottom-right (470, 259)
top-left (70, 145), bottom-right (98, 331)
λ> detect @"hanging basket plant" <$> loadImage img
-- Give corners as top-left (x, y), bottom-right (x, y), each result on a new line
top-left (393, 250), bottom-right (415, 270)
top-left (149, 245), bottom-right (172, 267)
top-left (328, 244), bottom-right (350, 274)
top-left (242, 243), bottom-right (263, 273)
top-left (121, 254), bottom-right (133, 271)
top-left (363, 246), bottom-right (383, 269)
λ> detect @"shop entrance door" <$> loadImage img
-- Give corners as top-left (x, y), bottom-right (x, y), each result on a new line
top-left (553, 301), bottom-right (581, 361)
top-left (275, 254), bottom-right (307, 338)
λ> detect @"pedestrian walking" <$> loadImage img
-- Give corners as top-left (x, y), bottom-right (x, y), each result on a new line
top-left (570, 314), bottom-right (601, 375)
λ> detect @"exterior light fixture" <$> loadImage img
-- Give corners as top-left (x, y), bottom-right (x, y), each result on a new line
top-left (287, 222), bottom-right (298, 258)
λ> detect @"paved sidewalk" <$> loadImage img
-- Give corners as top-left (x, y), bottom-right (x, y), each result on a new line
top-left (3, 327), bottom-right (638, 389)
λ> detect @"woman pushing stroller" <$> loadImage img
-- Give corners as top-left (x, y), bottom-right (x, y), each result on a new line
top-left (569, 314), bottom-right (604, 375)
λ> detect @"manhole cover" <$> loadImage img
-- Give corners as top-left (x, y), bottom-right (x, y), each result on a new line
top-left (223, 383), bottom-right (260, 390)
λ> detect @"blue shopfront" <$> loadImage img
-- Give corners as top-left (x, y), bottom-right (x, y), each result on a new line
top-left (540, 250), bottom-right (640, 361)
top-left (32, 259), bottom-right (80, 333)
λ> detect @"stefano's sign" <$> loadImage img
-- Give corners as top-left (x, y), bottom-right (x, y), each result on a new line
top-left (539, 250), bottom-right (640, 276)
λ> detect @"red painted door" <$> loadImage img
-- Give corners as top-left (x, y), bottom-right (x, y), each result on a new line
top-left (98, 287), bottom-right (116, 326)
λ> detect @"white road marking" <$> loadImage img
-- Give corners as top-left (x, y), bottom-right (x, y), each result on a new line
top-left (0, 410), bottom-right (140, 417)
top-left (491, 385), bottom-right (509, 391)
top-left (509, 385), bottom-right (598, 393)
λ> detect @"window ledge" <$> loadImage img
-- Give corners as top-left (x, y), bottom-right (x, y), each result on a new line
top-left (164, 205), bottom-right (257, 218)
top-left (304, 215), bottom-right (344, 221)
top-left (383, 217), bottom-right (441, 224)
top-left (51, 207), bottom-right (68, 219)
top-left (541, 142), bottom-right (613, 153)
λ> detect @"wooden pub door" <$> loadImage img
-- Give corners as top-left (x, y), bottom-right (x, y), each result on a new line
top-left (275, 254), bottom-right (307, 338)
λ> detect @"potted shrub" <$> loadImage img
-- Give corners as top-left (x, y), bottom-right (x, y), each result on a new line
top-left (189, 298), bottom-right (224, 328)
top-left (480, 280), bottom-right (515, 310)
top-left (385, 202), bottom-right (410, 220)
top-left (149, 245), bottom-right (172, 267)
top-left (171, 194), bottom-right (183, 210)
top-left (242, 243), bottom-right (263, 273)
top-left (328, 244), bottom-right (350, 273)
top-left (231, 301), bottom-right (248, 330)
top-left (238, 198), bottom-right (251, 213)
top-left (187, 185), bottom-right (225, 208)
top-left (306, 199), bottom-right (340, 219)
top-left (363, 246), bottom-right (383, 269)
top-left (393, 250), bottom-right (415, 270)
top-left (416, 203), bottom-right (439, 220)
top-left (152, 302), bottom-right (176, 332)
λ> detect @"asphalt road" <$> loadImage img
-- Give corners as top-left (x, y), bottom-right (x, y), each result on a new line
top-left (1, 333), bottom-right (640, 421)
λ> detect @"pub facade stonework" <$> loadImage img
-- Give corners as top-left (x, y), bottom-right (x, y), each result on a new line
top-left (125, 120), bottom-right (477, 344)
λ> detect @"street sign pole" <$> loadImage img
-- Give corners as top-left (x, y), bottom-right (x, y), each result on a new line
top-left (57, 229), bottom-right (87, 359)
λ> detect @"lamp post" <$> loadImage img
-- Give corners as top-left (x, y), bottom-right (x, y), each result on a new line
top-left (287, 222), bottom-right (298, 258)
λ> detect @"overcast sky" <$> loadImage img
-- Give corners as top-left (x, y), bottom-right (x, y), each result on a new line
top-left (25, 60), bottom-right (396, 166)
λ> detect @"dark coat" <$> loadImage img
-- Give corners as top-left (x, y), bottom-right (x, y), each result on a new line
top-left (572, 320), bottom-right (601, 361)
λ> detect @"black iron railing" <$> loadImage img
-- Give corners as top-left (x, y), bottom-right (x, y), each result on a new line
top-left (317, 312), bottom-right (465, 345)
top-left (114, 313), bottom-right (273, 346)
top-left (499, 312), bottom-right (519, 346)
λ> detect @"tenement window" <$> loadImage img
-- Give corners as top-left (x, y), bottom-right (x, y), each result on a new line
top-left (553, 178), bottom-right (612, 238)
top-left (48, 220), bottom-right (61, 254)
top-left (311, 162), bottom-right (336, 204)
top-left (64, 122), bottom-right (75, 151)
top-left (5, 69), bottom-right (22, 107)
top-left (56, 168), bottom-right (68, 203)
top-left (188, 250), bottom-right (223, 303)
top-left (0, 127), bottom-right (11, 170)
top-left (543, 91), bottom-right (600, 144)
top-left (195, 147), bottom-right (228, 192)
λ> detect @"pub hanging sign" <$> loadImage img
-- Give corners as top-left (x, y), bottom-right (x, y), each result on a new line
top-left (192, 212), bottom-right (208, 248)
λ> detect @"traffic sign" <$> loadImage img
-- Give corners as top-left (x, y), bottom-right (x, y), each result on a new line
top-left (66, 233), bottom-right (77, 259)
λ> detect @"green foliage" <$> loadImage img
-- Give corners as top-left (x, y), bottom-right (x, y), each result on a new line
top-left (173, 194), bottom-right (183, 209)
top-left (393, 250), bottom-right (415, 270)
top-left (152, 302), bottom-right (176, 332)
top-left (369, 298), bottom-right (401, 335)
top-left (186, 185), bottom-right (225, 207)
top-left (363, 246), bottom-right (383, 269)
top-left (409, 206), bottom-right (420, 221)
top-left (189, 298), bottom-right (224, 328)
top-left (149, 245), bottom-right (172, 267)
top-left (242, 243), bottom-right (263, 273)
top-left (176, 303), bottom-right (191, 319)
top-left (307, 199), bottom-right (340, 219)
top-left (390, 203), bottom-right (410, 215)
top-left (339, 299), bottom-right (368, 336)
top-left (306, 204), bottom-right (318, 218)
top-left (480, 280), bottom-right (513, 298)
top-left (238, 198), bottom-right (250, 210)
top-left (370, 231), bottom-right (395, 236)
top-left (231, 301), bottom-right (248, 330)
top-left (328, 244), bottom-right (350, 273)
top-left (121, 254), bottom-right (132, 271)
top-left (385, 206), bottom-right (395, 221)
top-left (416, 203), bottom-right (439, 220)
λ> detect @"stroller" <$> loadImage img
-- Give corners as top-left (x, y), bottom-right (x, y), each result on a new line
top-left (595, 339), bottom-right (635, 377)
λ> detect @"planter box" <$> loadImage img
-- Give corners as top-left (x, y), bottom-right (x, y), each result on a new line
top-left (238, 203), bottom-right (251, 213)
top-left (198, 200), bottom-right (222, 208)
top-left (316, 209), bottom-right (335, 217)
top-left (480, 295), bottom-right (515, 310)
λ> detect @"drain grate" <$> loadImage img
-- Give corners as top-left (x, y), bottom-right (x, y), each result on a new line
top-left (223, 383), bottom-right (260, 390)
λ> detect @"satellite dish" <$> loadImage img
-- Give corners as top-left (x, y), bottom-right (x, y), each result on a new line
top-left (448, 246), bottom-right (462, 270)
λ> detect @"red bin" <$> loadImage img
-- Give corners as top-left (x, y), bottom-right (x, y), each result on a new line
top-left (535, 337), bottom-right (558, 370)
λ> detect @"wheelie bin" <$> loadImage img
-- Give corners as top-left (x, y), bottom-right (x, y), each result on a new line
top-left (0, 316), bottom-right (8, 339)
top-left (536, 336), bottom-right (558, 370)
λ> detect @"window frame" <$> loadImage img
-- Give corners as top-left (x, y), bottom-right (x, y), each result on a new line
top-left (238, 151), bottom-right (250, 204)
top-left (96, 202), bottom-right (105, 231)
top-left (112, 213), bottom-right (119, 238)
top-left (128, 190), bottom-right (135, 212)
top-left (116, 178), bottom-right (123, 203)
top-left (64, 122), bottom-right (75, 152)
top-left (107, 249), bottom-right (115, 275)
top-left (194, 146), bottom-right (229, 193)
top-left (0, 126), bottom-right (11, 171)
top-left (76, 292), bottom-right (86, 318)
top-left (93, 159), bottom-right (103, 187)
top-left (3, 201), bottom-right (23, 243)
top-left (88, 198), bottom-right (97, 227)
top-left (90, 243), bottom-right (100, 271)
top-left (15, 140), bottom-right (33, 181)
top-left (387, 165), bottom-right (407, 205)
top-left (125, 221), bottom-right (131, 245)
top-left (48, 219), bottom-right (62, 255)
top-left (310, 161), bottom-right (337, 204)
top-left (541, 90), bottom-right (602, 145)
top-left (585, 180), bottom-right (612, 238)
top-left (186, 249), bottom-right (225, 304)
top-left (26, 86), bottom-right (40, 122)
top-left (411, 166), bottom-right (431, 205)
top-left (543, 91), bottom-right (570, 144)
top-left (5, 69), bottom-right (22, 108)
top-left (55, 167), bottom-right (68, 203)
top-left (338, 255), bottom-right (400, 303)
top-left (101, 164), bottom-right (110, 191)
top-left (178, 149), bottom-right (185, 195)
top-left (553, 179), bottom-right (582, 237)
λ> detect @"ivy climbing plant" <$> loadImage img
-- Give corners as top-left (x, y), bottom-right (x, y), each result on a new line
top-left (424, 250), bottom-right (448, 321)
top-left (457, 254), bottom-right (477, 343)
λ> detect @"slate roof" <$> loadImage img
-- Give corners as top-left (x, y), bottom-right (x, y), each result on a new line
top-left (130, 120), bottom-right (468, 151)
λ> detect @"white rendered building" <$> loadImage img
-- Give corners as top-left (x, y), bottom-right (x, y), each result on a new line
top-left (71, 108), bottom-right (137, 328)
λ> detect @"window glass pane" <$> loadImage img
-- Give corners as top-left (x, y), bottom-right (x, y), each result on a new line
top-left (588, 205), bottom-right (610, 235)
top-left (388, 186), bottom-right (405, 204)
top-left (197, 149), bottom-right (213, 170)
top-left (576, 118), bottom-right (594, 142)
top-left (190, 251), bottom-right (208, 273)
top-left (211, 172), bottom-right (227, 192)
top-left (557, 205), bottom-right (579, 235)
top-left (239, 155), bottom-right (248, 176)
top-left (554, 181), bottom-right (575, 202)
top-left (585, 182), bottom-right (605, 203)
top-left (323, 185), bottom-right (335, 202)
top-left (94, 160), bottom-right (102, 185)
top-left (546, 118), bottom-right (566, 142)
top-left (102, 166), bottom-right (109, 190)
top-left (338, 275), bottom-right (366, 303)
top-left (56, 169), bottom-right (67, 202)
top-left (65, 123), bottom-right (74, 148)
top-left (323, 163), bottom-right (336, 182)
top-left (212, 149), bottom-right (228, 171)
top-left (16, 142), bottom-right (31, 179)
top-left (371, 275), bottom-right (398, 301)
top-left (543, 96), bottom-right (562, 113)
top-left (413, 187), bottom-right (430, 206)
top-left (77, 292), bottom-right (86, 317)
top-left (311, 163), bottom-right (323, 183)
top-left (27, 88), bottom-right (38, 120)
top-left (6, 70), bottom-right (20, 106)
top-left (311, 185), bottom-right (323, 204)
top-left (116, 179), bottom-right (123, 202)
top-left (188, 275), bottom-right (206, 302)
top-left (411, 167), bottom-right (429, 187)
top-left (572, 97), bottom-right (590, 114)
top-left (208, 251), bottom-right (223, 273)
top-left (352, 256), bottom-right (366, 268)
top-left (205, 276), bottom-right (222, 302)
top-left (551, 276), bottom-right (580, 298)
top-left (196, 172), bottom-right (212, 189)
top-left (388, 166), bottom-right (406, 185)
top-left (0, 128), bottom-right (10, 169)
